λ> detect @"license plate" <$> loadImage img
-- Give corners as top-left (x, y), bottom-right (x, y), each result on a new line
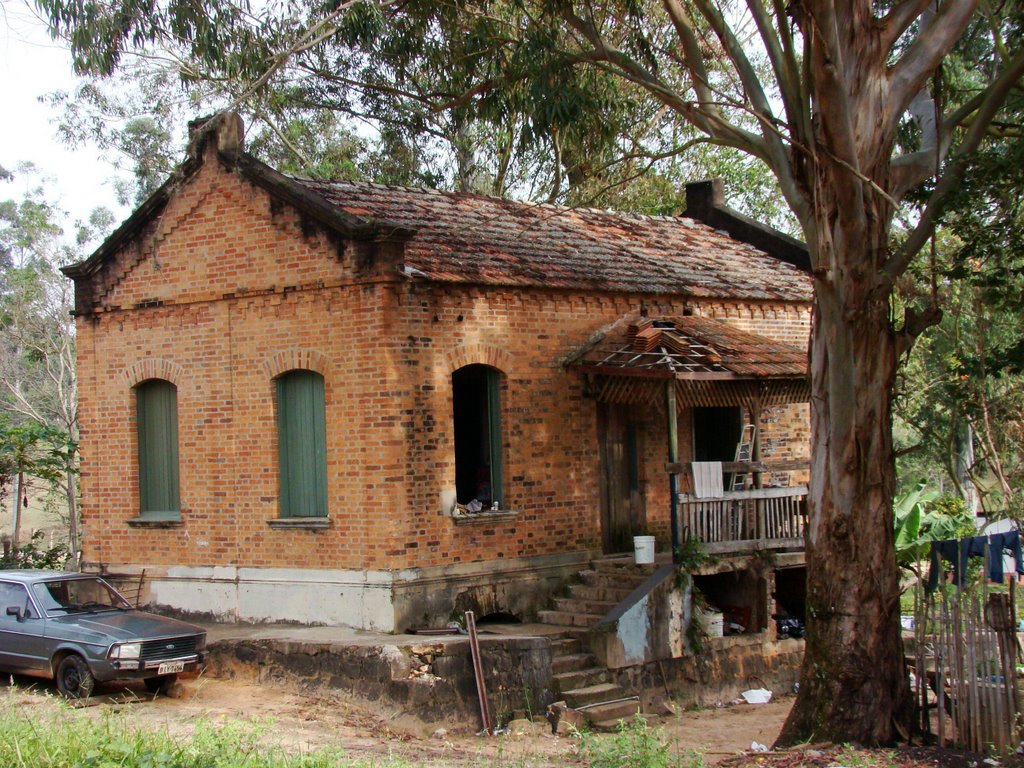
top-left (157, 661), bottom-right (185, 675)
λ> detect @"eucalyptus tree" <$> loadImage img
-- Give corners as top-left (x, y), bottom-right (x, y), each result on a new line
top-left (39, 0), bottom-right (784, 213)
top-left (36, 0), bottom-right (1024, 743)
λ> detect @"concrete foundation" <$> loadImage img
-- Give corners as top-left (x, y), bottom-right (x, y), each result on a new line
top-left (95, 550), bottom-right (592, 632)
top-left (206, 632), bottom-right (555, 723)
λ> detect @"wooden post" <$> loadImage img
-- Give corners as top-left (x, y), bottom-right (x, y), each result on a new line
top-left (751, 393), bottom-right (763, 490)
top-left (667, 380), bottom-right (680, 563)
top-left (466, 611), bottom-right (493, 735)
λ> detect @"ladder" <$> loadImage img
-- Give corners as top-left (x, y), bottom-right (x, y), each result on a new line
top-left (730, 424), bottom-right (754, 491)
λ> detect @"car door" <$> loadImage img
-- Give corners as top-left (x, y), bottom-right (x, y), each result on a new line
top-left (0, 581), bottom-right (48, 673)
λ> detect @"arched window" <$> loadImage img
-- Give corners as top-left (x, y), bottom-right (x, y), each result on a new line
top-left (135, 379), bottom-right (180, 519)
top-left (452, 365), bottom-right (503, 508)
top-left (276, 370), bottom-right (328, 518)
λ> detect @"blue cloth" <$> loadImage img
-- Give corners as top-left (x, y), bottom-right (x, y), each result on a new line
top-left (927, 529), bottom-right (1022, 590)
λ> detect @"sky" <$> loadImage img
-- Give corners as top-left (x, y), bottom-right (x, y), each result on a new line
top-left (1, 3), bottom-right (130, 230)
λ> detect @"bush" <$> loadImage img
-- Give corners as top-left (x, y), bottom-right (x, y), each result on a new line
top-left (580, 715), bottom-right (701, 768)
top-left (0, 530), bottom-right (69, 570)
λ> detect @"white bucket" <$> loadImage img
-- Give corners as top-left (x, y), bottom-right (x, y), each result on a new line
top-left (633, 535), bottom-right (656, 565)
top-left (705, 612), bottom-right (724, 637)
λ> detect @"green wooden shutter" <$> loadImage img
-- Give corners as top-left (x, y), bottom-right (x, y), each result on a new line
top-left (276, 371), bottom-right (328, 518)
top-left (486, 368), bottom-right (503, 507)
top-left (136, 380), bottom-right (180, 517)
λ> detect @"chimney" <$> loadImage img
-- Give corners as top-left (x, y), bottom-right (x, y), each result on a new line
top-left (683, 178), bottom-right (725, 221)
top-left (187, 112), bottom-right (245, 163)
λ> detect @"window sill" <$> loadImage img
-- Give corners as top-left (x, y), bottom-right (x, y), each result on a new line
top-left (451, 510), bottom-right (517, 526)
top-left (267, 517), bottom-right (332, 530)
top-left (127, 516), bottom-right (183, 529)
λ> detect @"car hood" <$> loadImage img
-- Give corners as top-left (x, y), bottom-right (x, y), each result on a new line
top-left (49, 611), bottom-right (205, 641)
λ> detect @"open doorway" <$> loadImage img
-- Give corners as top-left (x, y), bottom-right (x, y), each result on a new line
top-left (693, 406), bottom-right (743, 487)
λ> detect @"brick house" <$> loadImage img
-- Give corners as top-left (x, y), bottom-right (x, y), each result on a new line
top-left (64, 114), bottom-right (813, 632)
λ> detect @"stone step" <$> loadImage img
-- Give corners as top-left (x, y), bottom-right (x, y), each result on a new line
top-left (585, 700), bottom-right (644, 731)
top-left (550, 637), bottom-right (583, 656)
top-left (552, 596), bottom-right (617, 616)
top-left (538, 609), bottom-right (601, 628)
top-left (562, 682), bottom-right (627, 708)
top-left (591, 558), bottom-right (657, 577)
top-left (579, 569), bottom-right (649, 591)
top-left (554, 667), bottom-right (609, 692)
top-left (551, 652), bottom-right (597, 674)
top-left (568, 583), bottom-right (636, 603)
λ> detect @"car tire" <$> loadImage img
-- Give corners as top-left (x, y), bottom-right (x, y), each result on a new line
top-left (144, 674), bottom-right (177, 694)
top-left (55, 655), bottom-right (95, 699)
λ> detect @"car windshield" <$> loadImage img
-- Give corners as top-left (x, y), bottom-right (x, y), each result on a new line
top-left (32, 577), bottom-right (131, 616)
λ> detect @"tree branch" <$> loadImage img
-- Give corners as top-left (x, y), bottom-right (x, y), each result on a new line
top-left (881, 46), bottom-right (1024, 289)
top-left (885, 0), bottom-right (980, 139)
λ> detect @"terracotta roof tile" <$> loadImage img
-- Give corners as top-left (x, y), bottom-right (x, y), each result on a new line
top-left (294, 179), bottom-right (812, 302)
top-left (573, 316), bottom-right (808, 380)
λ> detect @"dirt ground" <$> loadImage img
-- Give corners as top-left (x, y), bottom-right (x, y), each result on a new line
top-left (3, 673), bottom-right (1021, 767)
top-left (1, 672), bottom-right (793, 766)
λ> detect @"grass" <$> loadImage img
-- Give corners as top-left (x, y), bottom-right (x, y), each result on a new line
top-left (0, 692), bottom-right (410, 768)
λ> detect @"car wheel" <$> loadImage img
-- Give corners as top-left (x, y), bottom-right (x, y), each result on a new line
top-left (55, 655), bottom-right (95, 699)
top-left (144, 674), bottom-right (177, 694)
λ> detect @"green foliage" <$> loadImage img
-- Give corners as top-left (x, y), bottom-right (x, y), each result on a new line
top-left (35, 0), bottom-right (790, 220)
top-left (580, 715), bottom-right (698, 768)
top-left (0, 530), bottom-right (69, 570)
top-left (673, 539), bottom-right (712, 571)
top-left (893, 484), bottom-right (976, 567)
top-left (0, 697), bottom-right (380, 768)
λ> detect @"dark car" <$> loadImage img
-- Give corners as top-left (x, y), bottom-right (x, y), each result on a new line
top-left (0, 570), bottom-right (206, 698)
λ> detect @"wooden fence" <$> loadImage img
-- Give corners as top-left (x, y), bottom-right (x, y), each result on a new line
top-left (912, 545), bottom-right (1020, 753)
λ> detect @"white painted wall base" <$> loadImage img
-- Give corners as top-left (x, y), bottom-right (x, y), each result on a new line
top-left (111, 565), bottom-right (398, 631)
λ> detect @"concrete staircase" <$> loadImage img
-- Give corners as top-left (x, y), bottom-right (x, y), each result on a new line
top-left (539, 557), bottom-right (652, 730)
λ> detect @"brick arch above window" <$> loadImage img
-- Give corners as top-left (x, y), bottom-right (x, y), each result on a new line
top-left (124, 359), bottom-right (185, 388)
top-left (446, 344), bottom-right (512, 375)
top-left (263, 349), bottom-right (330, 379)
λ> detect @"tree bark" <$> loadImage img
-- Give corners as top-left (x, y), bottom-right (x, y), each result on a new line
top-left (11, 471), bottom-right (23, 547)
top-left (777, 211), bottom-right (914, 745)
top-left (65, 455), bottom-right (79, 571)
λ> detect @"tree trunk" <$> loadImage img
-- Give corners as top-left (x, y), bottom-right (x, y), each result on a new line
top-left (11, 471), bottom-right (23, 546)
top-left (65, 455), bottom-right (79, 571)
top-left (777, 221), bottom-right (913, 746)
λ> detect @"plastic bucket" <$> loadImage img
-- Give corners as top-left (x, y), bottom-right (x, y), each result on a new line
top-left (633, 535), bottom-right (656, 565)
top-left (705, 612), bottom-right (724, 637)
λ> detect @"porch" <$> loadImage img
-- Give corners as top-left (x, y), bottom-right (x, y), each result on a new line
top-left (569, 315), bottom-right (811, 560)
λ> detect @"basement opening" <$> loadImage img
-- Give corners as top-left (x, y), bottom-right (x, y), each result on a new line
top-left (693, 568), bottom-right (767, 636)
top-left (772, 565), bottom-right (807, 638)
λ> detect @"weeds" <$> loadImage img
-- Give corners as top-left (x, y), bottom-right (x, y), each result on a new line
top-left (579, 715), bottom-right (703, 768)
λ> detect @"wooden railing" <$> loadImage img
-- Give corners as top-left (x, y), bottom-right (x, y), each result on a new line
top-left (677, 485), bottom-right (808, 554)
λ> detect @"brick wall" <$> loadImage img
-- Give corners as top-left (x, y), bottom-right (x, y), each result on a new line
top-left (75, 157), bottom-right (812, 577)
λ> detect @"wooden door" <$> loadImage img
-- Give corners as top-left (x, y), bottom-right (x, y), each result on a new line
top-left (598, 404), bottom-right (646, 554)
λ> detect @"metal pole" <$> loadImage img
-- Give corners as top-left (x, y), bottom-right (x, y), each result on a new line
top-left (667, 380), bottom-right (680, 563)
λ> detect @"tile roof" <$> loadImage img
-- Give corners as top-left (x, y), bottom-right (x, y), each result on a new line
top-left (572, 316), bottom-right (808, 380)
top-left (294, 179), bottom-right (813, 302)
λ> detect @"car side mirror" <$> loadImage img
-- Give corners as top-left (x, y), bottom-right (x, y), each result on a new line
top-left (5, 606), bottom-right (22, 622)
